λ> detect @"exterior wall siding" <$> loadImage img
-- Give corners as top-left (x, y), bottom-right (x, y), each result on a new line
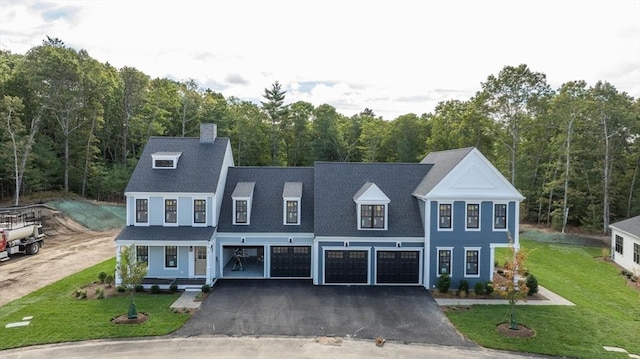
top-left (178, 197), bottom-right (191, 225)
top-left (428, 200), bottom-right (516, 288)
top-left (149, 196), bottom-right (163, 225)
top-left (146, 246), bottom-right (190, 278)
top-left (611, 229), bottom-right (640, 274)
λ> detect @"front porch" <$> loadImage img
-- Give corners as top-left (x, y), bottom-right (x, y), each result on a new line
top-left (141, 277), bottom-right (207, 291)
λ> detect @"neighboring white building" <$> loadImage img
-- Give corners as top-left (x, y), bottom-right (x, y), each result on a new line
top-left (609, 215), bottom-right (640, 275)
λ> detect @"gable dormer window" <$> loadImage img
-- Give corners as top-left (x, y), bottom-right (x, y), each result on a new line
top-left (283, 182), bottom-right (302, 225)
top-left (353, 182), bottom-right (390, 230)
top-left (152, 152), bottom-right (182, 169)
top-left (232, 182), bottom-right (255, 225)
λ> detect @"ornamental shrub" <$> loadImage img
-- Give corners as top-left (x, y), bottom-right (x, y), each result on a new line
top-left (169, 283), bottom-right (178, 293)
top-left (437, 273), bottom-right (451, 293)
top-left (202, 284), bottom-right (211, 293)
top-left (98, 271), bottom-right (107, 284)
top-left (151, 284), bottom-right (160, 294)
top-left (485, 281), bottom-right (494, 295)
top-left (474, 281), bottom-right (485, 295)
top-left (458, 279), bottom-right (469, 294)
top-left (526, 274), bottom-right (539, 295)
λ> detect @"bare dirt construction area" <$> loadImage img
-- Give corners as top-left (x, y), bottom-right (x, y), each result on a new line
top-left (0, 208), bottom-right (119, 307)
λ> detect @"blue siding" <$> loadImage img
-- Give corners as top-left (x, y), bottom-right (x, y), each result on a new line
top-left (149, 196), bottom-right (163, 225)
top-left (147, 246), bottom-right (189, 277)
top-left (429, 200), bottom-right (517, 288)
top-left (178, 197), bottom-right (191, 225)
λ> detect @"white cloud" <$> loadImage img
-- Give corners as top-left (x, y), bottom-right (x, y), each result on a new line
top-left (1, 0), bottom-right (638, 120)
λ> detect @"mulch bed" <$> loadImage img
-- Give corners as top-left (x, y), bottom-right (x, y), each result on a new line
top-left (496, 323), bottom-right (535, 338)
top-left (111, 313), bottom-right (149, 324)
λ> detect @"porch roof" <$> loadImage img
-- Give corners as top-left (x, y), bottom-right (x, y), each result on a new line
top-left (115, 226), bottom-right (215, 242)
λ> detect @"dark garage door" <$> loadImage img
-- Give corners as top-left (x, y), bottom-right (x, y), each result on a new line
top-left (270, 246), bottom-right (311, 277)
top-left (324, 250), bottom-right (368, 284)
top-left (376, 250), bottom-right (420, 284)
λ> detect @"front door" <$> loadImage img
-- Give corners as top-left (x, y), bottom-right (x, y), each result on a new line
top-left (195, 246), bottom-right (207, 276)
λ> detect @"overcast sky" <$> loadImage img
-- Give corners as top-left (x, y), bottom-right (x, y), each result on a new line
top-left (1, 0), bottom-right (639, 120)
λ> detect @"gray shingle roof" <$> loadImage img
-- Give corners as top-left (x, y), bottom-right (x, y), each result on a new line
top-left (115, 226), bottom-right (216, 242)
top-left (413, 147), bottom-right (474, 197)
top-left (610, 215), bottom-right (640, 237)
top-left (218, 167), bottom-right (314, 233)
top-left (125, 137), bottom-right (230, 193)
top-left (314, 162), bottom-right (432, 237)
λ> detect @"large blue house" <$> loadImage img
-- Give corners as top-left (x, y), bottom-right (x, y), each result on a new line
top-left (115, 124), bottom-right (524, 290)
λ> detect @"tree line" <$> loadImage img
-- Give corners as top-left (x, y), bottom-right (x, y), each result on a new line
top-left (1, 38), bottom-right (638, 233)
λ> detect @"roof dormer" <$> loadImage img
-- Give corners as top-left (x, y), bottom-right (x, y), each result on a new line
top-left (232, 182), bottom-right (255, 225)
top-left (152, 152), bottom-right (182, 169)
top-left (353, 182), bottom-right (390, 230)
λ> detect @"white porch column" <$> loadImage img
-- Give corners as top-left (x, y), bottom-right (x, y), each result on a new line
top-left (115, 244), bottom-right (122, 285)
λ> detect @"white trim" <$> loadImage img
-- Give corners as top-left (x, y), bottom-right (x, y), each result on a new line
top-left (489, 242), bottom-right (511, 279)
top-left (313, 236), bottom-right (424, 243)
top-left (135, 244), bottom-right (150, 268)
top-left (465, 201), bottom-right (481, 231)
top-left (134, 196), bottom-right (150, 226)
top-left (373, 247), bottom-right (423, 286)
top-left (321, 246), bottom-right (372, 286)
top-left (192, 198), bottom-right (208, 227)
top-left (492, 201), bottom-right (508, 232)
top-left (164, 245), bottom-right (179, 269)
top-left (356, 203), bottom-right (389, 230)
top-left (437, 202), bottom-right (453, 231)
top-left (232, 198), bottom-right (251, 225)
top-left (436, 246), bottom-right (454, 277)
top-left (423, 148), bottom-right (525, 201)
top-left (463, 247), bottom-right (481, 278)
top-left (151, 152), bottom-right (182, 169)
top-left (283, 198), bottom-right (301, 226)
top-left (126, 191), bottom-right (216, 198)
top-left (163, 197), bottom-right (178, 227)
top-left (424, 198), bottom-right (431, 289)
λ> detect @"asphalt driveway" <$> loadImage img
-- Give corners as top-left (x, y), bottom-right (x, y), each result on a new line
top-left (173, 280), bottom-right (476, 347)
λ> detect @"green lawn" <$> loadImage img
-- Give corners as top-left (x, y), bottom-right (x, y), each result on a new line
top-left (0, 258), bottom-right (191, 350)
top-left (446, 239), bottom-right (640, 359)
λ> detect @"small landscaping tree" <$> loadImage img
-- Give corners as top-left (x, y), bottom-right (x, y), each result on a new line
top-left (493, 233), bottom-right (529, 330)
top-left (116, 244), bottom-right (148, 319)
top-left (437, 273), bottom-right (451, 293)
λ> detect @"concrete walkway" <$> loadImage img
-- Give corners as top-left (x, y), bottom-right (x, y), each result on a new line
top-left (170, 290), bottom-right (202, 309)
top-left (434, 286), bottom-right (574, 306)
top-left (172, 285), bottom-right (575, 310)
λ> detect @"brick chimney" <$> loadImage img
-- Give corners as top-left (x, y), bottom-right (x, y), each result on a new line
top-left (200, 123), bottom-right (217, 144)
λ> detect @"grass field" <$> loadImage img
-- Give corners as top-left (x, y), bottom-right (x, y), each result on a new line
top-left (0, 258), bottom-right (190, 350)
top-left (1, 235), bottom-right (638, 357)
top-left (446, 238), bottom-right (640, 359)
top-left (47, 199), bottom-right (125, 231)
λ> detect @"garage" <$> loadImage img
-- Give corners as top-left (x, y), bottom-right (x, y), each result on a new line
top-left (270, 246), bottom-right (311, 277)
top-left (324, 250), bottom-right (368, 284)
top-left (376, 250), bottom-right (420, 284)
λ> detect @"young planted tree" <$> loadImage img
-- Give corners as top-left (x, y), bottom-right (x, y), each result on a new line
top-left (116, 244), bottom-right (148, 319)
top-left (493, 233), bottom-right (529, 330)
